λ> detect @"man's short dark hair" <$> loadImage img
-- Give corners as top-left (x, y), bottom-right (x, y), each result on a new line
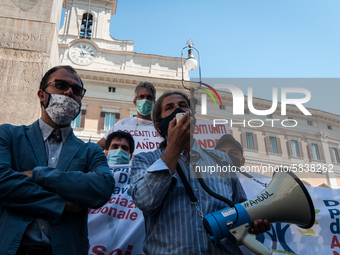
top-left (134, 82), bottom-right (156, 100)
top-left (105, 131), bottom-right (135, 154)
top-left (39, 65), bottom-right (83, 90)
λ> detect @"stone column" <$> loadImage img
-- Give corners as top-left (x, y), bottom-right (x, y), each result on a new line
top-left (0, 0), bottom-right (63, 125)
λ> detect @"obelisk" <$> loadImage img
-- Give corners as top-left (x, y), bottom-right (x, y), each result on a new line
top-left (0, 0), bottom-right (63, 125)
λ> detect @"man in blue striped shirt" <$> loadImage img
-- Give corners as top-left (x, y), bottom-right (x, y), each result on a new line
top-left (130, 91), bottom-right (267, 255)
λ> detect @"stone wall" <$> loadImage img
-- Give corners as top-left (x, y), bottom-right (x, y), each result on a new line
top-left (0, 0), bottom-right (62, 125)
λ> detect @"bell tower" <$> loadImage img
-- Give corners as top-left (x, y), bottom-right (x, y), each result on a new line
top-left (59, 0), bottom-right (134, 67)
top-left (59, 0), bottom-right (119, 41)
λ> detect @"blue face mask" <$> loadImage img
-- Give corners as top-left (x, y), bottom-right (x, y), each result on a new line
top-left (136, 99), bottom-right (153, 116)
top-left (107, 149), bottom-right (130, 165)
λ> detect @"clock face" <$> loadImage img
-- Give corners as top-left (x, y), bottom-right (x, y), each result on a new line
top-left (69, 43), bottom-right (96, 65)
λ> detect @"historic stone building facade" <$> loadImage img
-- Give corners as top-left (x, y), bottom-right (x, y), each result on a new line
top-left (56, 0), bottom-right (340, 188)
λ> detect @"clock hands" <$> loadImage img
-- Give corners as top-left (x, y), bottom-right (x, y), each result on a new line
top-left (70, 44), bottom-right (95, 64)
top-left (79, 48), bottom-right (89, 58)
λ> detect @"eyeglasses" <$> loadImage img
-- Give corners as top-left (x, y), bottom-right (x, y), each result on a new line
top-left (44, 79), bottom-right (86, 98)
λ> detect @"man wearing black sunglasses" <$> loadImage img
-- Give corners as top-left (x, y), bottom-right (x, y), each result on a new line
top-left (38, 66), bottom-right (86, 127)
top-left (0, 65), bottom-right (115, 255)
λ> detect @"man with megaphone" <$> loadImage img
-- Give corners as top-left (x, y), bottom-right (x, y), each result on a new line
top-left (130, 91), bottom-right (271, 255)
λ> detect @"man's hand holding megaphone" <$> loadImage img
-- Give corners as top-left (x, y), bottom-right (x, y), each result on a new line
top-left (249, 219), bottom-right (271, 235)
top-left (214, 134), bottom-right (271, 237)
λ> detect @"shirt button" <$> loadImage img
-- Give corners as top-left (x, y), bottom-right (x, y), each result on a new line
top-left (51, 157), bottom-right (55, 160)
top-left (41, 225), bottom-right (45, 230)
top-left (198, 228), bottom-right (202, 232)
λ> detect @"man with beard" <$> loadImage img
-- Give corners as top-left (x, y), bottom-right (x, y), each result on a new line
top-left (0, 65), bottom-right (115, 255)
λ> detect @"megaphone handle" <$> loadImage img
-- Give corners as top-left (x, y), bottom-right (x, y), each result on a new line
top-left (230, 224), bottom-right (272, 255)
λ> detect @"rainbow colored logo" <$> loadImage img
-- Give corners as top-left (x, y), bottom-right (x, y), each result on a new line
top-left (199, 82), bottom-right (222, 107)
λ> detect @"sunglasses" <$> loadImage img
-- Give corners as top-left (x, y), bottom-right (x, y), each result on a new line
top-left (44, 79), bottom-right (86, 98)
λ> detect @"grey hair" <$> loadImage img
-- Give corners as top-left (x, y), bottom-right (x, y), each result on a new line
top-left (134, 82), bottom-right (156, 100)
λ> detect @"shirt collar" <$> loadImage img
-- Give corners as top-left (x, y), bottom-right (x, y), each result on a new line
top-left (38, 119), bottom-right (72, 143)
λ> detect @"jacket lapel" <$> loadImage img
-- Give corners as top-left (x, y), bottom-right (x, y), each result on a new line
top-left (56, 131), bottom-right (83, 171)
top-left (26, 120), bottom-right (48, 166)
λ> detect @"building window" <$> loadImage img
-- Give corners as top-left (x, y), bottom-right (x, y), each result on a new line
top-left (332, 148), bottom-right (340, 164)
top-left (328, 125), bottom-right (333, 130)
top-left (80, 13), bottom-right (93, 39)
top-left (241, 132), bottom-right (258, 151)
top-left (99, 111), bottom-right (120, 130)
top-left (265, 136), bottom-right (282, 154)
top-left (219, 105), bottom-right (226, 110)
top-left (307, 121), bottom-right (313, 126)
top-left (71, 113), bottom-right (81, 128)
top-left (267, 114), bottom-right (273, 119)
top-left (246, 133), bottom-right (254, 150)
top-left (311, 144), bottom-right (320, 160)
top-left (108, 87), bottom-right (116, 93)
top-left (105, 113), bottom-right (115, 131)
top-left (270, 137), bottom-right (278, 154)
top-left (70, 109), bottom-right (86, 129)
top-left (244, 109), bottom-right (250, 114)
top-left (291, 140), bottom-right (299, 157)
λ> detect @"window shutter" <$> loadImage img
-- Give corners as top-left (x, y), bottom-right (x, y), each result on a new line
top-left (253, 134), bottom-right (259, 151)
top-left (240, 132), bottom-right (246, 148)
top-left (99, 111), bottom-right (105, 130)
top-left (264, 136), bottom-right (270, 153)
top-left (318, 144), bottom-right (324, 161)
top-left (298, 141), bottom-right (304, 158)
top-left (276, 137), bottom-right (282, 155)
top-left (329, 147), bottom-right (335, 163)
top-left (307, 143), bottom-right (312, 160)
top-left (287, 140), bottom-right (292, 157)
top-left (80, 109), bottom-right (86, 128)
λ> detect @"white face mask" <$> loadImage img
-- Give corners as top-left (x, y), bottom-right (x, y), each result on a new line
top-left (45, 94), bottom-right (80, 125)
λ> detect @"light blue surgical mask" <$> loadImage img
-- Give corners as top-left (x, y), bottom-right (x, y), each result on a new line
top-left (107, 149), bottom-right (130, 165)
top-left (136, 99), bottom-right (153, 116)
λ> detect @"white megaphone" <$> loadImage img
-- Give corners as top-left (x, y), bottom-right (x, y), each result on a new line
top-left (203, 169), bottom-right (315, 255)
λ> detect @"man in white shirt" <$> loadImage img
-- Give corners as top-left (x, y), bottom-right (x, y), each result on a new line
top-left (97, 82), bottom-right (156, 149)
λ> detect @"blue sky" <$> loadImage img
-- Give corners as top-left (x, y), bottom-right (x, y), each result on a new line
top-left (61, 1), bottom-right (340, 115)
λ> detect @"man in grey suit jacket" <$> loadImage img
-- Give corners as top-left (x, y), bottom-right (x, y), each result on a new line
top-left (0, 65), bottom-right (115, 255)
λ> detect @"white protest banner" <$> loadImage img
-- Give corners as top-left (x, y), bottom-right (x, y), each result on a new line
top-left (113, 126), bottom-right (163, 154)
top-left (194, 121), bottom-right (229, 149)
top-left (88, 164), bottom-right (145, 255)
top-left (113, 121), bottom-right (228, 154)
top-left (239, 173), bottom-right (340, 255)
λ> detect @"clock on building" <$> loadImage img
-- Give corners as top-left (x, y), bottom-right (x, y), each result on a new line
top-left (69, 42), bottom-right (96, 65)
